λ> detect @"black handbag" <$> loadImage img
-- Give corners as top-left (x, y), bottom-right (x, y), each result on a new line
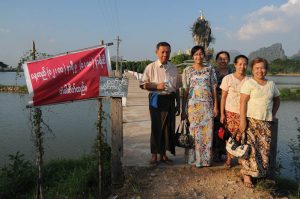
top-left (226, 132), bottom-right (250, 159)
top-left (175, 119), bottom-right (194, 149)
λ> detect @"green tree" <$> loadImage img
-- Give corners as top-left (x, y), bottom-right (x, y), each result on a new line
top-left (171, 54), bottom-right (191, 65)
top-left (17, 50), bottom-right (51, 73)
top-left (0, 61), bottom-right (9, 69)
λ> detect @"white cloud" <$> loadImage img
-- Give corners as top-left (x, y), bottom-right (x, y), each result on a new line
top-left (236, 0), bottom-right (300, 40)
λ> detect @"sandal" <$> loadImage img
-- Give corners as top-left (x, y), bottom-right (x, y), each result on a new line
top-left (244, 181), bottom-right (254, 188)
top-left (243, 175), bottom-right (254, 188)
top-left (160, 157), bottom-right (173, 165)
top-left (224, 158), bottom-right (232, 169)
top-left (149, 159), bottom-right (158, 166)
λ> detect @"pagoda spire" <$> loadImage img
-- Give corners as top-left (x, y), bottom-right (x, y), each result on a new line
top-left (199, 10), bottom-right (204, 20)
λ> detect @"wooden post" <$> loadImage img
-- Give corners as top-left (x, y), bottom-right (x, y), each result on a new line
top-left (33, 108), bottom-right (44, 199)
top-left (31, 40), bottom-right (44, 199)
top-left (110, 71), bottom-right (124, 187)
top-left (97, 97), bottom-right (104, 197)
top-left (268, 118), bottom-right (278, 178)
top-left (96, 40), bottom-right (105, 198)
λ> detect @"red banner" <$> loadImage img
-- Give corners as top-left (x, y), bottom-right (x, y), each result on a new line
top-left (23, 46), bottom-right (111, 106)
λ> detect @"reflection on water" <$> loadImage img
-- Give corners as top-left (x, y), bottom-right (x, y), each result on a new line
top-left (276, 101), bottom-right (300, 179)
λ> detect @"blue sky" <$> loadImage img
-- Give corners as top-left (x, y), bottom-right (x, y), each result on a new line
top-left (1, 0), bottom-right (300, 67)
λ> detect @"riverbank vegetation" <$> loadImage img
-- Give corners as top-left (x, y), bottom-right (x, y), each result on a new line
top-left (0, 153), bottom-right (100, 199)
top-left (279, 87), bottom-right (300, 101)
top-left (0, 141), bottom-right (112, 198)
top-left (1, 84), bottom-right (300, 101)
top-left (0, 84), bottom-right (28, 93)
top-left (1, 152), bottom-right (299, 198)
top-left (110, 57), bottom-right (300, 76)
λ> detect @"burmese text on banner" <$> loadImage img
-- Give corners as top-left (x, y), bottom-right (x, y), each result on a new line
top-left (23, 46), bottom-right (111, 106)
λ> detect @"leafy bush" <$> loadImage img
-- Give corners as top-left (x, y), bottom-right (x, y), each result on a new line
top-left (0, 152), bottom-right (36, 199)
top-left (42, 156), bottom-right (98, 199)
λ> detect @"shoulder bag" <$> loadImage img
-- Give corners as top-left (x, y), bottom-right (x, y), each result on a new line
top-left (175, 119), bottom-right (194, 149)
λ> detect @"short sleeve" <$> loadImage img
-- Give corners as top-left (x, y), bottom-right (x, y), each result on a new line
top-left (182, 68), bottom-right (189, 89)
top-left (220, 75), bottom-right (229, 91)
top-left (273, 82), bottom-right (280, 97)
top-left (240, 80), bottom-right (251, 95)
top-left (141, 64), bottom-right (150, 82)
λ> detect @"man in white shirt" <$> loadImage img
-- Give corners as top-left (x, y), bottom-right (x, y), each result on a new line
top-left (141, 42), bottom-right (180, 166)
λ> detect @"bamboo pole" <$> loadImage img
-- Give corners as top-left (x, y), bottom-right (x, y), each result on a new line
top-left (32, 41), bottom-right (44, 199)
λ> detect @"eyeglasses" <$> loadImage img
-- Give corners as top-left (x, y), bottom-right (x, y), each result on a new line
top-left (218, 58), bottom-right (229, 61)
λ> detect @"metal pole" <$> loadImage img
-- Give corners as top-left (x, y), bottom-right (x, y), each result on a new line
top-left (115, 36), bottom-right (121, 72)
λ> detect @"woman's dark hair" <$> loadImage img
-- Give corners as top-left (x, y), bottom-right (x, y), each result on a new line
top-left (234, 55), bottom-right (248, 64)
top-left (156, 42), bottom-right (171, 50)
top-left (250, 57), bottom-right (269, 71)
top-left (215, 51), bottom-right (230, 62)
top-left (191, 45), bottom-right (205, 57)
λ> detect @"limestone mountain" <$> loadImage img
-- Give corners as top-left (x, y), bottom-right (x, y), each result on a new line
top-left (248, 43), bottom-right (287, 62)
top-left (228, 50), bottom-right (241, 63)
top-left (290, 50), bottom-right (300, 61)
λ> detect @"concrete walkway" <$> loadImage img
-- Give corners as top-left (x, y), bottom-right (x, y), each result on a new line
top-left (122, 73), bottom-right (187, 167)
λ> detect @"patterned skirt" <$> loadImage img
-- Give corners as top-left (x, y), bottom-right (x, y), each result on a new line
top-left (187, 101), bottom-right (213, 167)
top-left (240, 117), bottom-right (272, 178)
top-left (225, 111), bottom-right (241, 137)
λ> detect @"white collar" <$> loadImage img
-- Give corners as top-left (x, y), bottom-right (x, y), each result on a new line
top-left (156, 60), bottom-right (169, 69)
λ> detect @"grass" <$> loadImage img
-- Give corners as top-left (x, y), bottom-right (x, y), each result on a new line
top-left (279, 87), bottom-right (300, 101)
top-left (42, 156), bottom-right (98, 199)
top-left (0, 151), bottom-right (112, 199)
top-left (255, 177), bottom-right (299, 199)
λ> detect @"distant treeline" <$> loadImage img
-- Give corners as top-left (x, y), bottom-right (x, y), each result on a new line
top-left (268, 59), bottom-right (300, 74)
top-left (111, 60), bottom-right (152, 73)
top-left (0, 68), bottom-right (18, 72)
top-left (112, 56), bottom-right (300, 75)
top-left (3, 57), bottom-right (300, 75)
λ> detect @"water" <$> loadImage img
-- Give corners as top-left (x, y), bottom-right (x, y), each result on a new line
top-left (0, 72), bottom-right (26, 85)
top-left (266, 75), bottom-right (300, 88)
top-left (0, 93), bottom-right (98, 165)
top-left (276, 101), bottom-right (300, 179)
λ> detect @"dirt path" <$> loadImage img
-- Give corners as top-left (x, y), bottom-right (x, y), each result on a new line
top-left (114, 165), bottom-right (274, 199)
top-left (117, 73), bottom-right (277, 199)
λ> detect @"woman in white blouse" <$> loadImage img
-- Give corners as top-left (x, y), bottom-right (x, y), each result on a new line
top-left (239, 57), bottom-right (280, 188)
top-left (220, 55), bottom-right (249, 168)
